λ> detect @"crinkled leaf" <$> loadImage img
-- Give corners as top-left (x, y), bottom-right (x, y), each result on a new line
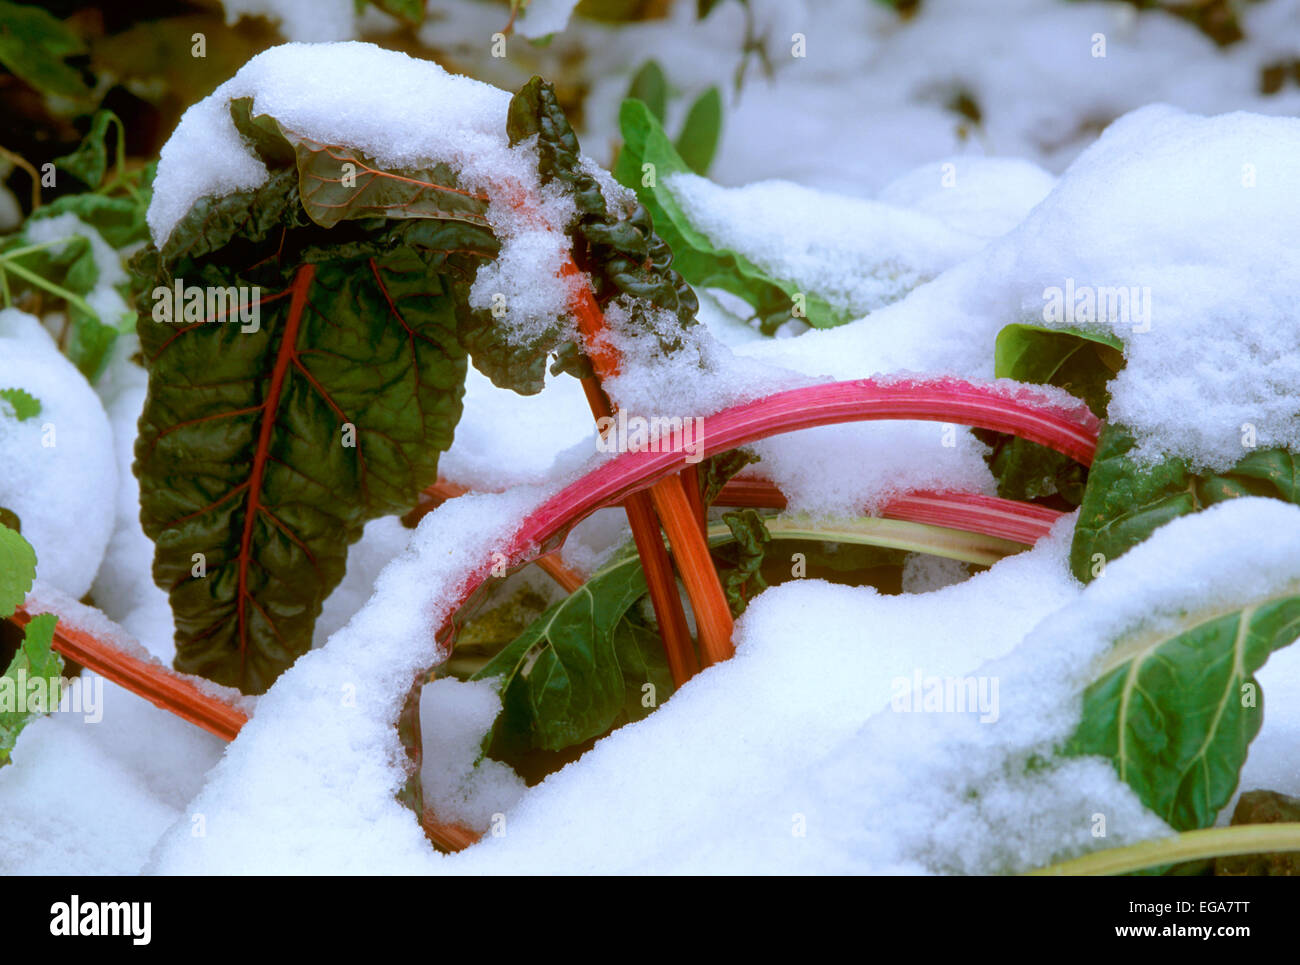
top-left (1070, 424), bottom-right (1300, 583)
top-left (719, 508), bottom-right (770, 616)
top-left (0, 387), bottom-right (40, 422)
top-left (697, 447), bottom-right (758, 508)
top-left (0, 0), bottom-right (91, 102)
top-left (508, 77), bottom-right (698, 369)
top-left (1067, 594), bottom-right (1300, 831)
top-left (134, 167), bottom-right (495, 693)
top-left (0, 612), bottom-right (61, 767)
top-left (615, 98), bottom-right (847, 331)
top-left (674, 86), bottom-right (722, 175)
top-left (0, 522), bottom-right (37, 618)
top-left (230, 98), bottom-right (493, 231)
top-left (472, 554), bottom-right (672, 753)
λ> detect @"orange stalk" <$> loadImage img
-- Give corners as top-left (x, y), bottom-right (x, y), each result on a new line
top-left (10, 606), bottom-right (248, 741)
top-left (563, 260), bottom-right (733, 669)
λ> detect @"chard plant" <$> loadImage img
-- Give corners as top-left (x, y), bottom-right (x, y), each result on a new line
top-left (6, 63), bottom-right (1300, 876)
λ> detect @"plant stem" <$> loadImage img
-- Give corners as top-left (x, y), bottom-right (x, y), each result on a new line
top-left (564, 259), bottom-right (719, 680)
top-left (707, 514), bottom-right (1026, 566)
top-left (1, 256), bottom-right (97, 318)
top-left (1028, 824), bottom-right (1300, 876)
top-left (9, 606), bottom-right (248, 741)
top-left (582, 375), bottom-right (700, 685)
top-left (713, 478), bottom-right (1064, 545)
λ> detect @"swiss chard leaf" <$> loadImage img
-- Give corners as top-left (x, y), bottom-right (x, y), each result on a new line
top-left (0, 611), bottom-right (61, 767)
top-left (133, 106), bottom-right (501, 693)
top-left (508, 77), bottom-right (698, 374)
top-left (472, 554), bottom-right (673, 753)
top-left (1070, 425), bottom-right (1300, 583)
top-left (614, 98), bottom-right (847, 332)
top-left (983, 323), bottom-right (1125, 505)
top-left (718, 508), bottom-right (770, 616)
top-left (1068, 594), bottom-right (1300, 831)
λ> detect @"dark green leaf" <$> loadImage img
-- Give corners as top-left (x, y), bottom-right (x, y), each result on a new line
top-left (674, 86), bottom-right (722, 175)
top-left (0, 612), bottom-right (62, 767)
top-left (697, 447), bottom-right (758, 507)
top-left (719, 508), bottom-right (770, 615)
top-left (472, 555), bottom-right (672, 752)
top-left (1070, 425), bottom-right (1300, 583)
top-left (134, 168), bottom-right (494, 694)
top-left (1068, 596), bottom-right (1300, 831)
top-left (984, 323), bottom-right (1125, 506)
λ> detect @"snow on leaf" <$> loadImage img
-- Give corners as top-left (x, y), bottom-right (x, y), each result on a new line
top-left (1068, 594), bottom-right (1300, 831)
top-left (1071, 424), bottom-right (1300, 583)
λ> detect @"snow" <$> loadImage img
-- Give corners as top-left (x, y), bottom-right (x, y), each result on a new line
top-left (149, 42), bottom-right (590, 358)
top-left (0, 309), bottom-right (116, 599)
top-left (7, 1), bottom-right (1300, 875)
top-left (666, 172), bottom-right (983, 318)
top-left (219, 0), bottom-right (357, 43)
top-left (418, 677), bottom-right (526, 828)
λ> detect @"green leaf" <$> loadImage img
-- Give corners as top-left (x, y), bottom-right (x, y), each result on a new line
top-left (615, 98), bottom-right (847, 331)
top-left (54, 110), bottom-right (119, 189)
top-left (2, 232), bottom-right (119, 380)
top-left (719, 508), bottom-right (769, 615)
top-left (1068, 595), bottom-right (1300, 831)
top-left (674, 86), bottom-right (722, 175)
top-left (0, 0), bottom-right (91, 102)
top-left (473, 555), bottom-right (672, 753)
top-left (984, 323), bottom-right (1125, 506)
top-left (133, 163), bottom-right (496, 694)
top-left (0, 522), bottom-right (37, 618)
top-left (697, 447), bottom-right (758, 508)
top-left (0, 612), bottom-right (62, 767)
top-left (1070, 425), bottom-right (1300, 583)
top-left (0, 387), bottom-right (40, 422)
top-left (994, 324), bottom-right (1124, 417)
top-left (627, 61), bottom-right (668, 123)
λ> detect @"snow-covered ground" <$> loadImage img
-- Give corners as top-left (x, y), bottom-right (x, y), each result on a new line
top-left (3, 0), bottom-right (1300, 874)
